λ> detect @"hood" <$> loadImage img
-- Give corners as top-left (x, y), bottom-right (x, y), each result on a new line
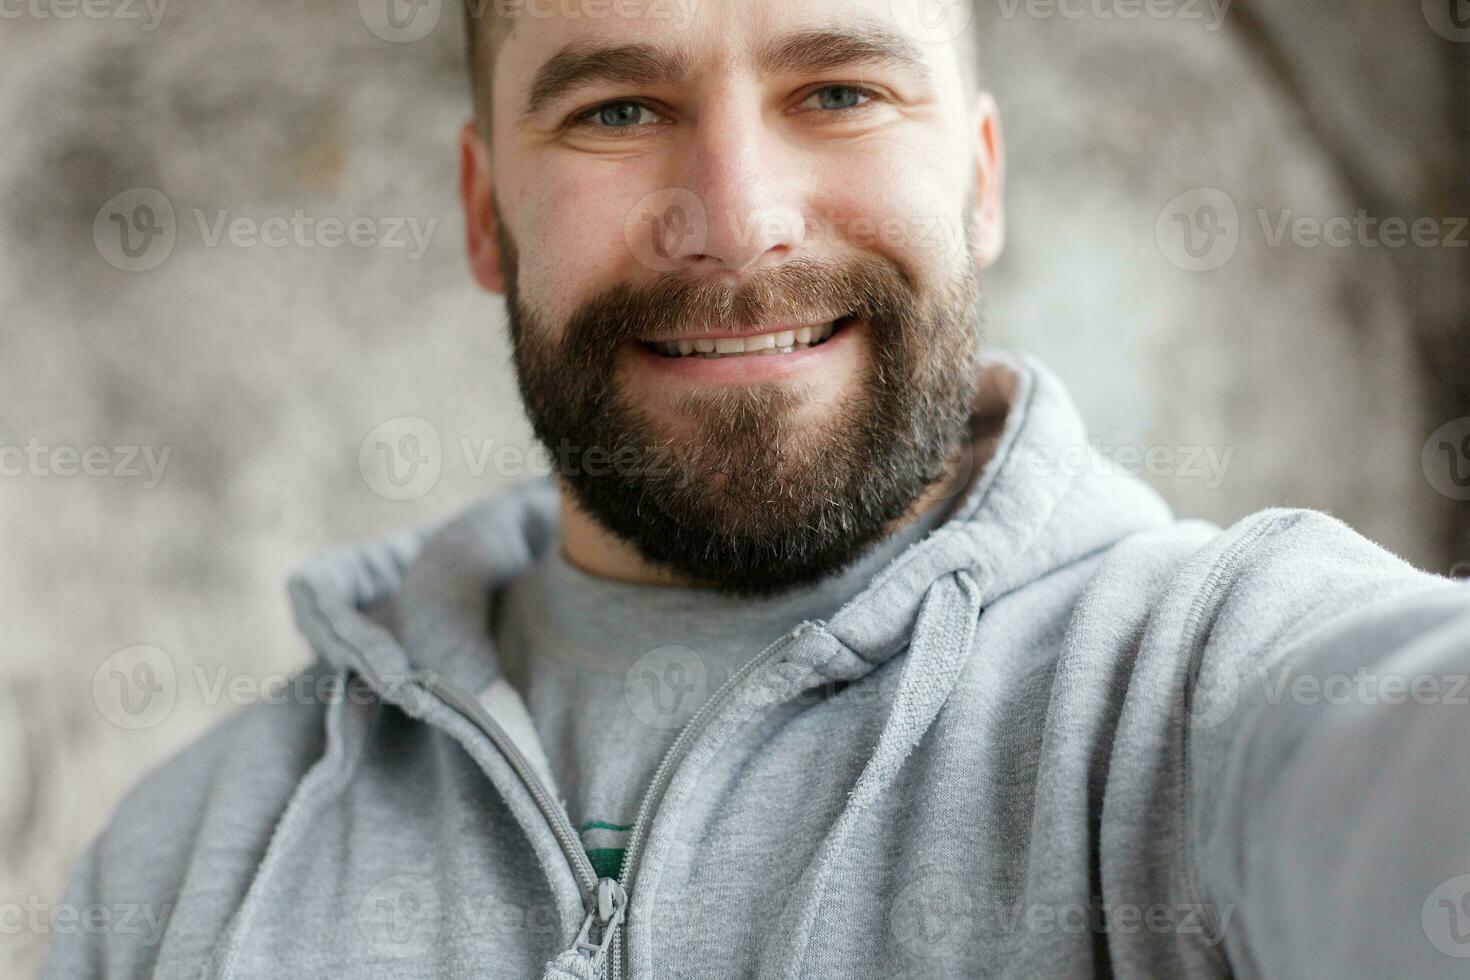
top-left (286, 351), bottom-right (1174, 699)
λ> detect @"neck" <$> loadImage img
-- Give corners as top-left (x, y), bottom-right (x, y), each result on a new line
top-left (557, 486), bottom-right (688, 588)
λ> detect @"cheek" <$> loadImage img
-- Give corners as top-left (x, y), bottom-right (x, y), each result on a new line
top-left (512, 172), bottom-right (649, 328)
top-left (810, 138), bottom-right (971, 284)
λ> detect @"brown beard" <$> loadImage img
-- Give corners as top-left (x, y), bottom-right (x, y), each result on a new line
top-left (495, 200), bottom-right (984, 596)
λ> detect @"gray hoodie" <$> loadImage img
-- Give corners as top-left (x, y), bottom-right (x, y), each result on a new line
top-left (43, 355), bottom-right (1470, 979)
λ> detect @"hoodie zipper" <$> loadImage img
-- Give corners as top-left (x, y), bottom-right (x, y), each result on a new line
top-left (414, 627), bottom-right (808, 978)
top-left (609, 629), bottom-right (808, 979)
top-left (417, 677), bottom-right (629, 972)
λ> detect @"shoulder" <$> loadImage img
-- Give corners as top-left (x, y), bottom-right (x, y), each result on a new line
top-left (112, 667), bottom-right (339, 838)
top-left (1176, 508), bottom-right (1456, 659)
top-left (47, 669), bottom-right (344, 977)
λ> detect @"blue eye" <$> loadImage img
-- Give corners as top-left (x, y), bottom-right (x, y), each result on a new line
top-left (810, 86), bottom-right (870, 111)
top-left (593, 101), bottom-right (649, 128)
top-left (567, 100), bottom-right (664, 134)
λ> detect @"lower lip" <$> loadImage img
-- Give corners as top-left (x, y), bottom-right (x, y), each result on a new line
top-left (625, 320), bottom-right (859, 384)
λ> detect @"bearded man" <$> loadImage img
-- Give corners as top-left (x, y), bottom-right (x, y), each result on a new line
top-left (44, 1), bottom-right (1470, 978)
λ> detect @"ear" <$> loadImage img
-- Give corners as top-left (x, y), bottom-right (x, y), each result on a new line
top-left (459, 120), bottom-right (505, 294)
top-left (970, 92), bottom-right (1006, 271)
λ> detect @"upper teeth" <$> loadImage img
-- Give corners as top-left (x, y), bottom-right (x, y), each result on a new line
top-left (648, 322), bottom-right (837, 358)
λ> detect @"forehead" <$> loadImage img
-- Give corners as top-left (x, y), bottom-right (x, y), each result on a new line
top-left (488, 0), bottom-right (968, 109)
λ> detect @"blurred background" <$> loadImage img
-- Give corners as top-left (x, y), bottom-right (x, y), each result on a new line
top-left (1, 0), bottom-right (1466, 973)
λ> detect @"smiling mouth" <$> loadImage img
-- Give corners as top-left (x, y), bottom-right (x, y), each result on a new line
top-left (640, 315), bottom-right (856, 359)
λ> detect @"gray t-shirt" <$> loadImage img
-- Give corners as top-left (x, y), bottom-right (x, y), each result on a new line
top-left (490, 502), bottom-right (951, 879)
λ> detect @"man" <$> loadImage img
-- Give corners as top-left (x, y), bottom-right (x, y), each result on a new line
top-left (45, 1), bottom-right (1470, 977)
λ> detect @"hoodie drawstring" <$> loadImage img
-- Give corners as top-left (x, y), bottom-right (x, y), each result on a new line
top-left (851, 567), bottom-right (985, 801)
top-left (759, 567), bottom-right (986, 978)
top-left (556, 569), bottom-right (986, 979)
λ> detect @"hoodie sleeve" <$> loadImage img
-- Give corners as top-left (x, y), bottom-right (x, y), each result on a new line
top-left (38, 779), bottom-right (194, 980)
top-left (1187, 509), bottom-right (1470, 979)
top-left (38, 841), bottom-right (108, 979)
top-left (39, 687), bottom-right (333, 979)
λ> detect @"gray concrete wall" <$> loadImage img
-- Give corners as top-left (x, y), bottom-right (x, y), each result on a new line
top-left (2, 1), bottom-right (1465, 973)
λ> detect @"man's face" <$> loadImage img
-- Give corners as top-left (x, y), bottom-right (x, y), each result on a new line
top-left (463, 0), bottom-right (1005, 594)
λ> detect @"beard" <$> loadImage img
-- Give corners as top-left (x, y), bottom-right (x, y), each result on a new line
top-left (495, 202), bottom-right (984, 596)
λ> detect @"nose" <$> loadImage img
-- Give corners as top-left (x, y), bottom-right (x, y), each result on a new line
top-left (644, 92), bottom-right (806, 279)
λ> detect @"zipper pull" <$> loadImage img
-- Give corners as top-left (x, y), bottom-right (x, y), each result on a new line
top-left (572, 877), bottom-right (627, 977)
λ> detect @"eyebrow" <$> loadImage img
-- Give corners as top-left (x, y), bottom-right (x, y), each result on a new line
top-left (521, 24), bottom-right (934, 121)
top-left (523, 43), bottom-right (691, 118)
top-left (756, 24), bottom-right (933, 81)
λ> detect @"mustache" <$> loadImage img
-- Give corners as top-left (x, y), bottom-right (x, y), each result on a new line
top-left (555, 256), bottom-right (918, 370)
